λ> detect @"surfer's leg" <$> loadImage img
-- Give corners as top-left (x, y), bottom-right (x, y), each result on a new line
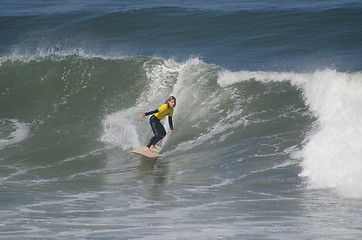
top-left (147, 116), bottom-right (166, 148)
top-left (147, 124), bottom-right (166, 146)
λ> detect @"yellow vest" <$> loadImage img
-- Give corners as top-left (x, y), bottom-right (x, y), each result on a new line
top-left (153, 104), bottom-right (173, 120)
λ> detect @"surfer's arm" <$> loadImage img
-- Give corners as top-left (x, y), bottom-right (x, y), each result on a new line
top-left (168, 116), bottom-right (173, 130)
top-left (140, 109), bottom-right (159, 117)
top-left (145, 109), bottom-right (159, 116)
top-left (169, 117), bottom-right (173, 136)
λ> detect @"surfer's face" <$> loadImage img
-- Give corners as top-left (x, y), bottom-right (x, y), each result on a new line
top-left (168, 99), bottom-right (176, 108)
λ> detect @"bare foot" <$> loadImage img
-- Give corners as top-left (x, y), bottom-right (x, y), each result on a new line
top-left (144, 146), bottom-right (152, 152)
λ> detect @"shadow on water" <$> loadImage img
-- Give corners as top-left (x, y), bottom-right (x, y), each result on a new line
top-left (135, 156), bottom-right (171, 199)
top-left (136, 157), bottom-right (157, 173)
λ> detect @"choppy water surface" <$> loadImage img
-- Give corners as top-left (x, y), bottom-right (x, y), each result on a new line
top-left (1, 0), bottom-right (362, 239)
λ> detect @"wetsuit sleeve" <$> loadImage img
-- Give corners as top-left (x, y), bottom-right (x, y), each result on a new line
top-left (145, 109), bottom-right (159, 116)
top-left (168, 116), bottom-right (173, 130)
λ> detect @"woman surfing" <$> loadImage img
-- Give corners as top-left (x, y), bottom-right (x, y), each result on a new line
top-left (139, 96), bottom-right (176, 153)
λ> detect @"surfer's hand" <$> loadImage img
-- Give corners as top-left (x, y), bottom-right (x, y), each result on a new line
top-left (139, 113), bottom-right (146, 117)
top-left (169, 130), bottom-right (173, 136)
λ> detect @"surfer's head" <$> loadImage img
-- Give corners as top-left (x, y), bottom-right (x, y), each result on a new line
top-left (165, 96), bottom-right (176, 108)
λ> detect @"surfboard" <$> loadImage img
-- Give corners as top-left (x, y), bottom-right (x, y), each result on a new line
top-left (130, 146), bottom-right (162, 159)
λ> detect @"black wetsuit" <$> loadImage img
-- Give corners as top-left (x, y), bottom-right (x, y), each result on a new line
top-left (145, 109), bottom-right (173, 148)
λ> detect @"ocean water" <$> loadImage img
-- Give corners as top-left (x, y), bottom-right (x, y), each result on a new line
top-left (1, 0), bottom-right (362, 239)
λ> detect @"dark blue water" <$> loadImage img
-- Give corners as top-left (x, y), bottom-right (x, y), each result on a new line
top-left (2, 0), bottom-right (361, 71)
top-left (1, 1), bottom-right (362, 239)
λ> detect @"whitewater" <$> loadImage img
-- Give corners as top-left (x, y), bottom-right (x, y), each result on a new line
top-left (218, 67), bottom-right (362, 198)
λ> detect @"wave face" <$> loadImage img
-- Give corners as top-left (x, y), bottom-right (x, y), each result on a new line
top-left (2, 54), bottom-right (362, 199)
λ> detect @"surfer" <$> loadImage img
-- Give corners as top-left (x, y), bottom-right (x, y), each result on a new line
top-left (139, 96), bottom-right (176, 153)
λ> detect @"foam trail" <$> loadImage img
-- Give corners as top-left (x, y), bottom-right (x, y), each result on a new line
top-left (218, 69), bottom-right (362, 198)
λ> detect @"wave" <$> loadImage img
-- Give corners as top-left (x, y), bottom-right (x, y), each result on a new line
top-left (100, 55), bottom-right (362, 197)
top-left (218, 68), bottom-right (362, 198)
top-left (2, 5), bottom-right (362, 73)
top-left (1, 53), bottom-right (362, 197)
top-left (103, 59), bottom-right (362, 198)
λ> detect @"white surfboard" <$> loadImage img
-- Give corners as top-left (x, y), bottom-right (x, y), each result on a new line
top-left (130, 146), bottom-right (162, 159)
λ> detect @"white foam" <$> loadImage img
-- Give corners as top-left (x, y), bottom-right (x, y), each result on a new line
top-left (0, 46), bottom-right (130, 67)
top-left (218, 68), bottom-right (362, 198)
top-left (217, 69), bottom-right (294, 87)
top-left (0, 119), bottom-right (30, 150)
top-left (298, 70), bottom-right (362, 198)
top-left (101, 107), bottom-right (141, 150)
